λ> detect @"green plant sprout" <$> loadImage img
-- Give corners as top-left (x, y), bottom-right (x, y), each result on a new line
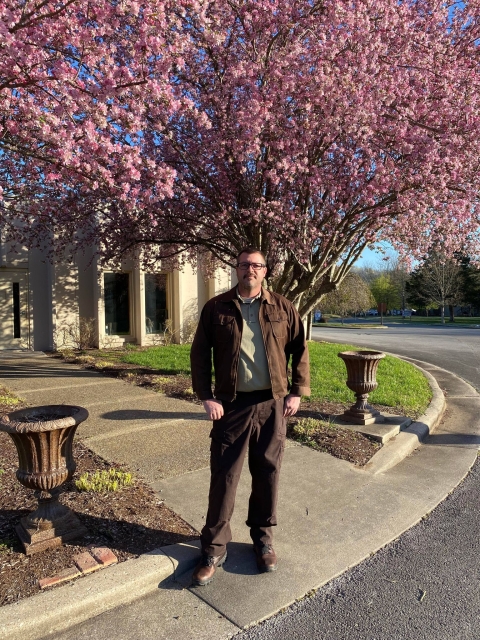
top-left (75, 468), bottom-right (133, 492)
top-left (292, 417), bottom-right (337, 444)
top-left (0, 538), bottom-right (15, 553)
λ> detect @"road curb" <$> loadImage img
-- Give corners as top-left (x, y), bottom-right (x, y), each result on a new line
top-left (0, 543), bottom-right (200, 640)
top-left (364, 364), bottom-right (446, 475)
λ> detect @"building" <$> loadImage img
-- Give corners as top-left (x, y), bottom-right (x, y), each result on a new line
top-left (0, 237), bottom-right (232, 351)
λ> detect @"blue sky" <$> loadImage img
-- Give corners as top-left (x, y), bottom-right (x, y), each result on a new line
top-left (355, 242), bottom-right (398, 268)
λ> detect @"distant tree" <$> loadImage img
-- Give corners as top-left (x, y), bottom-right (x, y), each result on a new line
top-left (356, 256), bottom-right (408, 311)
top-left (458, 257), bottom-right (480, 314)
top-left (386, 258), bottom-right (410, 312)
top-left (406, 254), bottom-right (464, 322)
top-left (354, 264), bottom-right (381, 287)
top-left (321, 273), bottom-right (375, 323)
top-left (370, 274), bottom-right (401, 312)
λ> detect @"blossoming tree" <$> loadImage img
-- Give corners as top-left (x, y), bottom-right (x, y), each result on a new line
top-left (2, 0), bottom-right (479, 319)
top-left (0, 0), bottom-right (186, 249)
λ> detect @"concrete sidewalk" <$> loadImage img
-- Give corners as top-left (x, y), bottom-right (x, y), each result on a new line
top-left (0, 352), bottom-right (479, 640)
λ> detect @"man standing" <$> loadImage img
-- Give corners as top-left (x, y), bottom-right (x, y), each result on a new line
top-left (190, 247), bottom-right (310, 586)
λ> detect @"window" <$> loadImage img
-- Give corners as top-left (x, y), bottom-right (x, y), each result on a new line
top-left (145, 273), bottom-right (168, 334)
top-left (104, 273), bottom-right (130, 335)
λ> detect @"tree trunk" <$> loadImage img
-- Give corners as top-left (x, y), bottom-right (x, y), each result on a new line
top-left (448, 304), bottom-right (455, 322)
top-left (305, 312), bottom-right (312, 340)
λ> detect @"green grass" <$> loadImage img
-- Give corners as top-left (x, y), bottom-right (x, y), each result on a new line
top-left (309, 341), bottom-right (431, 415)
top-left (388, 316), bottom-right (480, 325)
top-left (313, 322), bottom-right (383, 329)
top-left (115, 341), bottom-right (431, 417)
top-left (315, 316), bottom-right (480, 326)
top-left (120, 344), bottom-right (192, 374)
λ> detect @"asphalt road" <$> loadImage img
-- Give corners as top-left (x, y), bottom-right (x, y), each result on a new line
top-left (233, 322), bottom-right (480, 640)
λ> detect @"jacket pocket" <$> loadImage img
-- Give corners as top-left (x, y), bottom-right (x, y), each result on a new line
top-left (266, 311), bottom-right (288, 339)
top-left (213, 313), bottom-right (235, 342)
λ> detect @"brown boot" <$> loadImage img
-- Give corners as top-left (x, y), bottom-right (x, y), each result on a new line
top-left (254, 544), bottom-right (278, 573)
top-left (192, 551), bottom-right (227, 586)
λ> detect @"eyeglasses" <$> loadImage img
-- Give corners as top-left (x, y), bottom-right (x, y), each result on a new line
top-left (236, 262), bottom-right (266, 271)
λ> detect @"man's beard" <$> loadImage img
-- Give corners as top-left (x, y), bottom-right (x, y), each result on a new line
top-left (242, 276), bottom-right (257, 290)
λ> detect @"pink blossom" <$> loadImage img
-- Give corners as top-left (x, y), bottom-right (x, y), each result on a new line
top-left (1, 0), bottom-right (479, 317)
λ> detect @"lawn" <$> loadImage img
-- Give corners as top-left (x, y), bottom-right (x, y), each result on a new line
top-left (118, 341), bottom-right (431, 416)
top-left (308, 341), bottom-right (431, 414)
top-left (121, 344), bottom-right (192, 374)
top-left (315, 316), bottom-right (480, 327)
top-left (388, 316), bottom-right (480, 325)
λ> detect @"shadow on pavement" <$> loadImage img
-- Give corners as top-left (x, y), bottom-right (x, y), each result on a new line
top-left (424, 433), bottom-right (480, 447)
top-left (0, 364), bottom-right (101, 379)
top-left (99, 409), bottom-right (205, 421)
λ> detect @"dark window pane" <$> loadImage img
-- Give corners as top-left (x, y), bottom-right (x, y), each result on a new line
top-left (104, 273), bottom-right (130, 335)
top-left (145, 274), bottom-right (167, 334)
top-left (12, 282), bottom-right (20, 339)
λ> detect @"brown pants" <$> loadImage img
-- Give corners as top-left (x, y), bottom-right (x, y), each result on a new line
top-left (200, 389), bottom-right (286, 557)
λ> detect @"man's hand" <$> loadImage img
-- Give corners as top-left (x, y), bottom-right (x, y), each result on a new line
top-left (283, 394), bottom-right (301, 417)
top-left (203, 399), bottom-right (224, 421)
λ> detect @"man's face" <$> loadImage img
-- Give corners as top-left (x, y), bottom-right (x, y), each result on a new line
top-left (236, 252), bottom-right (267, 292)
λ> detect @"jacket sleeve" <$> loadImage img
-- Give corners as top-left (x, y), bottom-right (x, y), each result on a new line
top-left (286, 304), bottom-right (311, 397)
top-left (190, 302), bottom-right (215, 401)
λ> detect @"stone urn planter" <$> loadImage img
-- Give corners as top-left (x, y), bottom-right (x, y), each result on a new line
top-left (0, 405), bottom-right (89, 555)
top-left (338, 351), bottom-right (386, 425)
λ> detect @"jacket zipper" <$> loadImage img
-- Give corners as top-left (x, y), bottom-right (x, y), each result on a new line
top-left (231, 300), bottom-right (242, 401)
top-left (259, 301), bottom-right (276, 398)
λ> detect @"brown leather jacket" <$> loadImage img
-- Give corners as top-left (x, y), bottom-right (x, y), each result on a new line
top-left (190, 286), bottom-right (311, 402)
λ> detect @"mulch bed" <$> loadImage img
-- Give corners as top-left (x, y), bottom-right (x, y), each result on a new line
top-left (289, 400), bottom-right (384, 465)
top-left (0, 350), bottom-right (386, 607)
top-left (0, 432), bottom-right (197, 607)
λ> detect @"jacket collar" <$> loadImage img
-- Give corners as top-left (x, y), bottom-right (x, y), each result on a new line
top-left (220, 286), bottom-right (275, 305)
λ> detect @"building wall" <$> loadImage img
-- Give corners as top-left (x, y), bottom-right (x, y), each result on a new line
top-left (53, 260), bottom-right (80, 349)
top-left (0, 240), bottom-right (232, 350)
top-left (0, 235), bottom-right (32, 349)
top-left (28, 248), bottom-right (54, 351)
top-left (0, 234), bottom-right (81, 351)
top-left (196, 259), bottom-right (234, 314)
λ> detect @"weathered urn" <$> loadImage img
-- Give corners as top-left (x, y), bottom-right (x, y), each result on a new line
top-left (338, 350), bottom-right (386, 425)
top-left (0, 404), bottom-right (88, 555)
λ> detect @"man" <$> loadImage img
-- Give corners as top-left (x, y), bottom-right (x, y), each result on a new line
top-left (190, 247), bottom-right (310, 586)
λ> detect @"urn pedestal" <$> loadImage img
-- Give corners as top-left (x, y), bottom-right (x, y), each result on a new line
top-left (0, 405), bottom-right (89, 555)
top-left (338, 351), bottom-right (386, 426)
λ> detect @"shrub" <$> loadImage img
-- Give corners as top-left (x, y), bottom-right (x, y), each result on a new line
top-left (56, 317), bottom-right (97, 350)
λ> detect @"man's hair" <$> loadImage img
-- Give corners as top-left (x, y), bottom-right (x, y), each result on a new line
top-left (236, 247), bottom-right (267, 264)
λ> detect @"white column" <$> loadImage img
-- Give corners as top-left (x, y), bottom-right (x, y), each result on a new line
top-left (171, 270), bottom-right (181, 343)
top-left (134, 269), bottom-right (146, 346)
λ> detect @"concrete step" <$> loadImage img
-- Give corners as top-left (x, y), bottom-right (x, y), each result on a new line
top-left (336, 414), bottom-right (412, 444)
